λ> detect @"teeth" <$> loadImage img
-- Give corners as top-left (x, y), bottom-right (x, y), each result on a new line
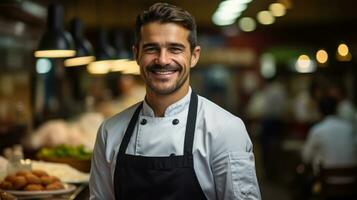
top-left (154, 71), bottom-right (175, 74)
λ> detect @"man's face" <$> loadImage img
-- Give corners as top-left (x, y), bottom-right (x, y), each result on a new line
top-left (134, 22), bottom-right (200, 95)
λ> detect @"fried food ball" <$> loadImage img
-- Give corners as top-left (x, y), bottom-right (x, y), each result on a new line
top-left (0, 181), bottom-right (13, 190)
top-left (45, 181), bottom-right (64, 190)
top-left (31, 169), bottom-right (48, 177)
top-left (15, 170), bottom-right (30, 176)
top-left (40, 175), bottom-right (55, 185)
top-left (24, 184), bottom-right (44, 191)
top-left (4, 174), bottom-right (17, 183)
top-left (25, 173), bottom-right (41, 184)
top-left (51, 176), bottom-right (60, 182)
top-left (12, 176), bottom-right (27, 190)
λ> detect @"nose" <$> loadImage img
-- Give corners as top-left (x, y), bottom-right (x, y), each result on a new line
top-left (156, 49), bottom-right (171, 66)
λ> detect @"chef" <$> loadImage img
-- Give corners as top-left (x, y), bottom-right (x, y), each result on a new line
top-left (89, 2), bottom-right (261, 200)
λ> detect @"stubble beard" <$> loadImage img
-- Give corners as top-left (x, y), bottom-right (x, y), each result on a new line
top-left (143, 64), bottom-right (190, 95)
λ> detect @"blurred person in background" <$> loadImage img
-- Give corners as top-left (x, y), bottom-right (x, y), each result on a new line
top-left (302, 96), bottom-right (357, 173)
top-left (328, 82), bottom-right (356, 125)
top-left (89, 3), bottom-right (261, 200)
top-left (259, 76), bottom-right (287, 181)
top-left (110, 74), bottom-right (146, 114)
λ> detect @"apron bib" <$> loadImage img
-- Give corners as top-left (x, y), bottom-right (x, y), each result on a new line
top-left (114, 93), bottom-right (207, 200)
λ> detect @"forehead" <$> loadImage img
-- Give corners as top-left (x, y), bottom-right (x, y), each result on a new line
top-left (139, 22), bottom-right (190, 46)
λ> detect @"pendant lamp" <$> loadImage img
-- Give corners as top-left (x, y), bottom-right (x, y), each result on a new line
top-left (64, 18), bottom-right (95, 67)
top-left (34, 3), bottom-right (75, 58)
top-left (111, 30), bottom-right (130, 72)
top-left (87, 29), bottom-right (116, 74)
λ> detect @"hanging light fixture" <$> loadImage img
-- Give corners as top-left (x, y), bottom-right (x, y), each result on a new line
top-left (34, 3), bottom-right (75, 58)
top-left (111, 30), bottom-right (131, 72)
top-left (64, 18), bottom-right (95, 67)
top-left (87, 29), bottom-right (116, 74)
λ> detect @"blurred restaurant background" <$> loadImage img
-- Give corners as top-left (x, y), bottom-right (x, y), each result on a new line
top-left (0, 0), bottom-right (357, 199)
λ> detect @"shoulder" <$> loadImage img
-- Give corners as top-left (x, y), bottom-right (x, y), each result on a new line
top-left (100, 102), bottom-right (142, 138)
top-left (197, 95), bottom-right (251, 151)
top-left (198, 95), bottom-right (239, 122)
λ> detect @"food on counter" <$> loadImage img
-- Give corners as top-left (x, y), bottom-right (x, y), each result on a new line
top-left (28, 112), bottom-right (104, 150)
top-left (32, 161), bottom-right (89, 183)
top-left (37, 145), bottom-right (92, 160)
top-left (0, 170), bottom-right (64, 191)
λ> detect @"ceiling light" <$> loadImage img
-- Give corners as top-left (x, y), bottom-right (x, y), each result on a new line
top-left (34, 4), bottom-right (75, 58)
top-left (336, 43), bottom-right (352, 61)
top-left (316, 49), bottom-right (328, 64)
top-left (257, 11), bottom-right (275, 25)
top-left (238, 17), bottom-right (256, 32)
top-left (87, 60), bottom-right (111, 74)
top-left (64, 18), bottom-right (95, 67)
top-left (269, 3), bottom-right (286, 17)
top-left (337, 43), bottom-right (349, 57)
top-left (212, 12), bottom-right (237, 26)
top-left (295, 55), bottom-right (316, 73)
top-left (87, 29), bottom-right (116, 74)
top-left (122, 61), bottom-right (140, 75)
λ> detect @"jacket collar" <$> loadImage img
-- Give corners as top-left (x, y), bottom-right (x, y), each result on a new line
top-left (142, 87), bottom-right (192, 117)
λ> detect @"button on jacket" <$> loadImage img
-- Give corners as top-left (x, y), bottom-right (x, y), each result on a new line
top-left (89, 89), bottom-right (261, 200)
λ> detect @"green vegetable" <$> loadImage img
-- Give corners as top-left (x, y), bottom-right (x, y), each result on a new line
top-left (37, 144), bottom-right (92, 160)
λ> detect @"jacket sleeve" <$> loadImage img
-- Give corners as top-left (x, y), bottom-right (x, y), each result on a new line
top-left (89, 122), bottom-right (115, 200)
top-left (211, 117), bottom-right (261, 200)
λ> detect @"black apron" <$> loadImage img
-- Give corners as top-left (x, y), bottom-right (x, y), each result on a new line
top-left (113, 93), bottom-right (207, 200)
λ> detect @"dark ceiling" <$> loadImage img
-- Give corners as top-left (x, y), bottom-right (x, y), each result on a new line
top-left (2, 0), bottom-right (357, 32)
top-left (58, 0), bottom-right (357, 30)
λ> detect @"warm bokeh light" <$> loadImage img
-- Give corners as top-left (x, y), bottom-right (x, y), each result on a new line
top-left (337, 43), bottom-right (349, 57)
top-left (87, 60), bottom-right (111, 74)
top-left (110, 59), bottom-right (130, 72)
top-left (269, 3), bottom-right (286, 17)
top-left (257, 11), bottom-right (275, 25)
top-left (34, 50), bottom-right (76, 58)
top-left (238, 17), bottom-right (256, 32)
top-left (122, 61), bottom-right (140, 75)
top-left (64, 56), bottom-right (95, 67)
top-left (316, 49), bottom-right (328, 64)
top-left (295, 54), bottom-right (316, 73)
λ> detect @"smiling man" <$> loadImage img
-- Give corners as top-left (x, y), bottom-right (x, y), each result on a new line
top-left (89, 3), bottom-right (261, 200)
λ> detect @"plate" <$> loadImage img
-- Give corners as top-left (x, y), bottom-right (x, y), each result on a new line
top-left (3, 184), bottom-right (76, 196)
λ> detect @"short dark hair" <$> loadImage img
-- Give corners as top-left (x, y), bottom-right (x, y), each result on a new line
top-left (134, 3), bottom-right (197, 51)
top-left (318, 96), bottom-right (337, 116)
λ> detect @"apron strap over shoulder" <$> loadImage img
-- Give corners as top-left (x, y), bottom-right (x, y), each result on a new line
top-left (118, 103), bottom-right (143, 156)
top-left (183, 93), bottom-right (198, 156)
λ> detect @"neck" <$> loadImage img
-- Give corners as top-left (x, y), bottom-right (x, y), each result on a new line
top-left (145, 84), bottom-right (189, 117)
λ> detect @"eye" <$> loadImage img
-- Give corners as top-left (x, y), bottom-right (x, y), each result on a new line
top-left (143, 47), bottom-right (159, 54)
top-left (169, 47), bottom-right (183, 54)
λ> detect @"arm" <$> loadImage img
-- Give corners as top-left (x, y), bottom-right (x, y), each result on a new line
top-left (301, 129), bottom-right (319, 165)
top-left (211, 117), bottom-right (261, 200)
top-left (89, 122), bottom-right (115, 200)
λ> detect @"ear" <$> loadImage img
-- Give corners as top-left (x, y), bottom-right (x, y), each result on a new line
top-left (190, 46), bottom-right (201, 68)
top-left (133, 45), bottom-right (139, 64)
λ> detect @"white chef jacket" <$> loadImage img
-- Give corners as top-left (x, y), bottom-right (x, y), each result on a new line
top-left (89, 88), bottom-right (261, 200)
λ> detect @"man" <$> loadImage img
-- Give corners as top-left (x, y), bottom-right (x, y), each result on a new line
top-left (89, 3), bottom-right (261, 200)
top-left (302, 96), bottom-right (357, 173)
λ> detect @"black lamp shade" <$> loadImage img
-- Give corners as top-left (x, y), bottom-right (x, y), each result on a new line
top-left (37, 30), bottom-right (74, 51)
top-left (95, 29), bottom-right (116, 61)
top-left (35, 3), bottom-right (75, 58)
top-left (70, 18), bottom-right (94, 57)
